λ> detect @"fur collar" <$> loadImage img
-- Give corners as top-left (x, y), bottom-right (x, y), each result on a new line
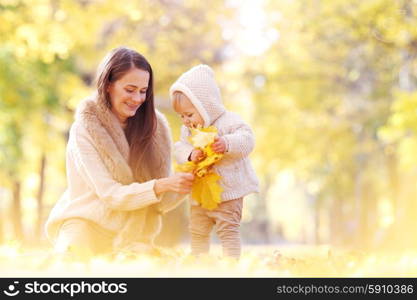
top-left (76, 96), bottom-right (172, 183)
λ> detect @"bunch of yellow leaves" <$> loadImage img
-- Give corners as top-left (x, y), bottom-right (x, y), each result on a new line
top-left (176, 126), bottom-right (224, 210)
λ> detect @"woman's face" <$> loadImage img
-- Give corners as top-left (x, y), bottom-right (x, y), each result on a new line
top-left (107, 67), bottom-right (150, 125)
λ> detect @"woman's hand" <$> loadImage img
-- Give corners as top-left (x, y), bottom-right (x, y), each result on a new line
top-left (154, 172), bottom-right (194, 195)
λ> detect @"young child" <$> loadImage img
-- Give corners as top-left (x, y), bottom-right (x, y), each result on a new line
top-left (170, 64), bottom-right (259, 259)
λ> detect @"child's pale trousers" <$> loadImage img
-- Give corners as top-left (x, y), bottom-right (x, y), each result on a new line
top-left (189, 198), bottom-right (243, 259)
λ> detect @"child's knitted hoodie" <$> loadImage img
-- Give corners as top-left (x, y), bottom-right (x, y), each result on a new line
top-left (170, 64), bottom-right (259, 202)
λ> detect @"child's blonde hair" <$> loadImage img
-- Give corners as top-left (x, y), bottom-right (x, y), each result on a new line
top-left (172, 91), bottom-right (189, 112)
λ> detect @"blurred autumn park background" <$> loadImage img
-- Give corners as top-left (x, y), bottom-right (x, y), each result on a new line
top-left (1, 0), bottom-right (417, 255)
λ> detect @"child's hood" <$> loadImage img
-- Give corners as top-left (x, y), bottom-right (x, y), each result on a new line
top-left (169, 64), bottom-right (226, 127)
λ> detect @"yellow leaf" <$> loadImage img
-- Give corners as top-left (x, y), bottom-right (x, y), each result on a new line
top-left (175, 161), bottom-right (196, 173)
top-left (178, 126), bottom-right (224, 178)
top-left (176, 125), bottom-right (225, 210)
top-left (189, 126), bottom-right (218, 148)
top-left (192, 172), bottom-right (223, 210)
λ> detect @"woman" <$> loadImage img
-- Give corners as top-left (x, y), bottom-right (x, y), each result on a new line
top-left (45, 47), bottom-right (194, 258)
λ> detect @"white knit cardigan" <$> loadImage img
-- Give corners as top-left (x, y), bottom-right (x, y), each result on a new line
top-left (45, 96), bottom-right (183, 249)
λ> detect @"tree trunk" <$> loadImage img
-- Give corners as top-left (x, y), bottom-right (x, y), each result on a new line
top-left (313, 196), bottom-right (320, 245)
top-left (354, 159), bottom-right (363, 245)
top-left (0, 198), bottom-right (3, 244)
top-left (12, 180), bottom-right (23, 241)
top-left (330, 195), bottom-right (343, 245)
top-left (386, 152), bottom-right (399, 221)
top-left (36, 154), bottom-right (46, 241)
top-left (258, 173), bottom-right (272, 243)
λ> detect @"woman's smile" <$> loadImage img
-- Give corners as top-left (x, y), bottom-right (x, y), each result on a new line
top-left (125, 101), bottom-right (140, 112)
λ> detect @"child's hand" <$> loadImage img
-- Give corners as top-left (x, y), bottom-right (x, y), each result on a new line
top-left (211, 136), bottom-right (227, 153)
top-left (190, 149), bottom-right (205, 162)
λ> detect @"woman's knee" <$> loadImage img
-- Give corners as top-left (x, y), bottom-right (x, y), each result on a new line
top-left (55, 219), bottom-right (97, 258)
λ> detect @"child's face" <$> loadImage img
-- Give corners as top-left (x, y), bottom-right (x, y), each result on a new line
top-left (175, 96), bottom-right (205, 128)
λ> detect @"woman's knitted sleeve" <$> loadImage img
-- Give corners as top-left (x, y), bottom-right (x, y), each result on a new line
top-left (71, 124), bottom-right (161, 211)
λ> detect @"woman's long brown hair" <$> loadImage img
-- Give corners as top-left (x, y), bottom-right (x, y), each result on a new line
top-left (95, 46), bottom-right (161, 182)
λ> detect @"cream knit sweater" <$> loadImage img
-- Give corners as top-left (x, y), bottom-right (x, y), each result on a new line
top-left (45, 97), bottom-right (183, 245)
top-left (170, 65), bottom-right (259, 201)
